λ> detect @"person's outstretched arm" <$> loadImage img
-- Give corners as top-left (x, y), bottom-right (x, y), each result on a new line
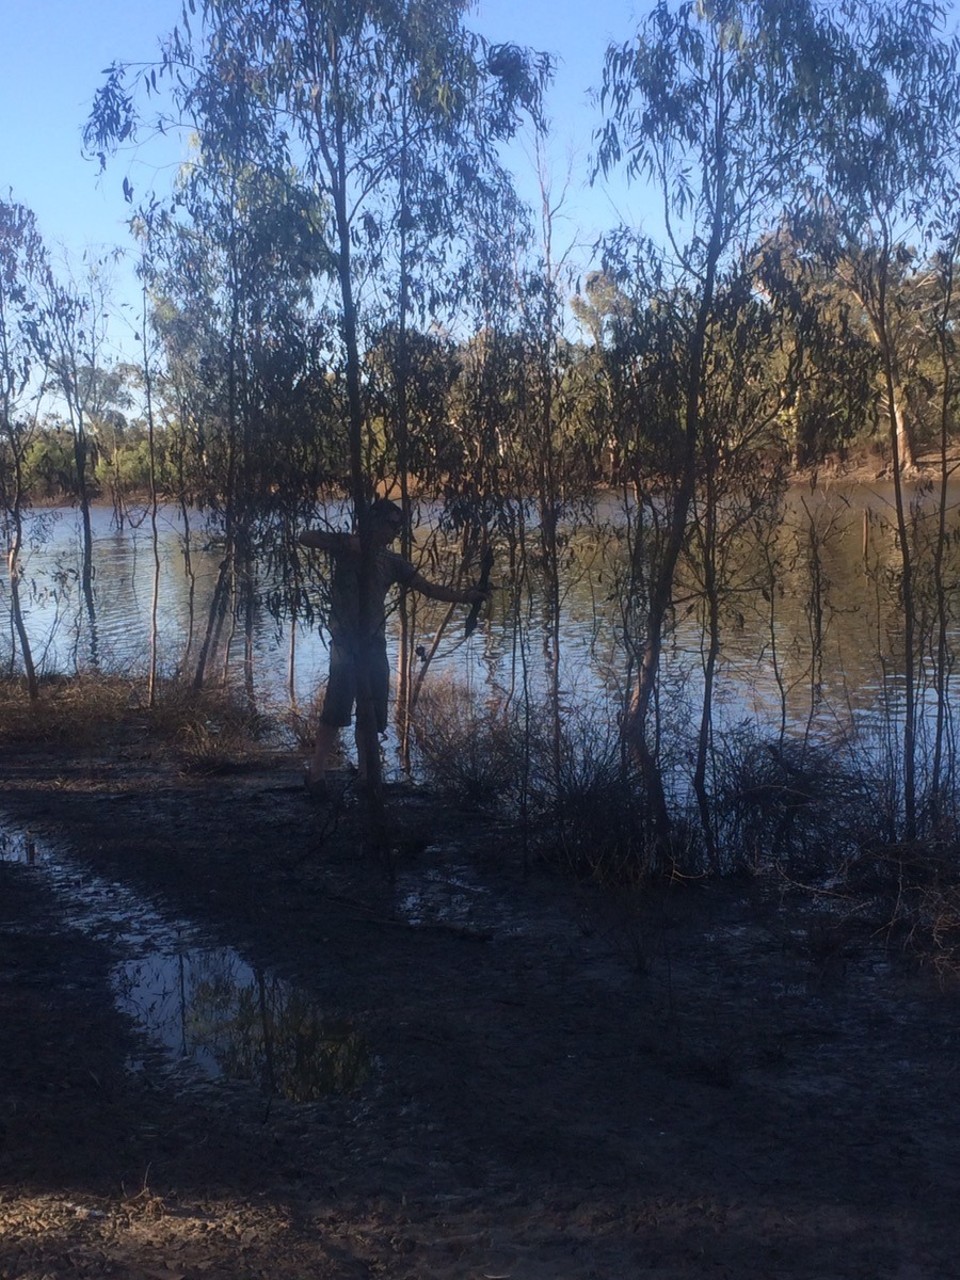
top-left (299, 529), bottom-right (356, 553)
top-left (408, 570), bottom-right (488, 606)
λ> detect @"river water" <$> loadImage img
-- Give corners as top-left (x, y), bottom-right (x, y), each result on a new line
top-left (3, 481), bottom-right (959, 762)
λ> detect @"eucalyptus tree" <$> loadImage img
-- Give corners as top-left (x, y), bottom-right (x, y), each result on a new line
top-left (805, 0), bottom-right (960, 841)
top-left (684, 270), bottom-right (791, 867)
top-left (124, 206), bottom-right (175, 710)
top-left (87, 0), bottom-right (547, 803)
top-left (875, 227), bottom-right (960, 832)
top-left (41, 260), bottom-right (117, 640)
top-left (925, 222), bottom-right (960, 823)
top-left (0, 198), bottom-right (49, 700)
top-left (143, 184), bottom-right (339, 693)
top-left (570, 263), bottom-right (681, 497)
top-left (144, 164), bottom-right (331, 696)
top-left (596, 0), bottom-right (827, 855)
top-left (78, 364), bottom-right (135, 527)
top-left (360, 15), bottom-right (543, 764)
top-left (805, 0), bottom-right (960, 475)
top-left (754, 225), bottom-right (880, 467)
top-left (443, 221), bottom-right (530, 702)
top-left (510, 152), bottom-right (605, 793)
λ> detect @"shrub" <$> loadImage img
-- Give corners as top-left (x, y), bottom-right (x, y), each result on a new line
top-left (711, 725), bottom-right (886, 876)
top-left (410, 676), bottom-right (522, 809)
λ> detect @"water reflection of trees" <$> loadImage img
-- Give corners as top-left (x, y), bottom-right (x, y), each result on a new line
top-left (117, 948), bottom-right (368, 1102)
top-left (195, 969), bottom-right (368, 1103)
top-left (9, 484), bottom-right (960, 736)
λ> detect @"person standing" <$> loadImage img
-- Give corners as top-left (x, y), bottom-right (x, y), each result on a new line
top-left (299, 498), bottom-right (487, 789)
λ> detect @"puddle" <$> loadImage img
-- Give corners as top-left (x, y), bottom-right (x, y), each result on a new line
top-left (0, 819), bottom-right (368, 1101)
top-left (114, 948), bottom-right (368, 1100)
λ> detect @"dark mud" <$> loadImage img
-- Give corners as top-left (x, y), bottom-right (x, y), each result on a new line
top-left (1, 726), bottom-right (959, 1279)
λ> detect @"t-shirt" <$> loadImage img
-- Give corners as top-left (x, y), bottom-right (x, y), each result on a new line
top-left (326, 538), bottom-right (417, 645)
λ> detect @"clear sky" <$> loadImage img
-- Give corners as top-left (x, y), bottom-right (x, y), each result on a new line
top-left (473, 0), bottom-right (651, 243)
top-left (2, 0), bottom-right (651, 335)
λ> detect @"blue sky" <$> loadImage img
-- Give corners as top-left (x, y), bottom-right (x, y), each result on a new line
top-left (2, 0), bottom-right (649, 323)
top-left (12, 0), bottom-right (956, 354)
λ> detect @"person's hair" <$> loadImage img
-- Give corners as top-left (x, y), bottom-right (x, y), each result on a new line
top-left (370, 498), bottom-right (403, 528)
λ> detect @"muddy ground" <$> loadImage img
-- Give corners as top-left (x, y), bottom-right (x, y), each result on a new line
top-left (1, 717), bottom-right (959, 1279)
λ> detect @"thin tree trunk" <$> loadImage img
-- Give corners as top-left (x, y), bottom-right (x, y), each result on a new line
top-left (393, 95), bottom-right (415, 775)
top-left (692, 471), bottom-right (721, 872)
top-left (243, 554), bottom-right (256, 706)
top-left (624, 251), bottom-right (718, 854)
top-left (176, 422), bottom-right (198, 666)
top-left (193, 552), bottom-right (232, 691)
top-left (930, 235), bottom-right (958, 816)
top-left (322, 25), bottom-right (387, 842)
top-left (7, 541), bottom-right (39, 701)
top-left (876, 243), bottom-right (917, 841)
top-left (140, 278), bottom-right (162, 709)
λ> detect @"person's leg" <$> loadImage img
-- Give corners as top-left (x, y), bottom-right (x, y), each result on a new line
top-left (311, 720), bottom-right (341, 777)
top-left (354, 721), bottom-right (374, 783)
top-left (309, 644), bottom-right (354, 785)
top-left (355, 644), bottom-right (390, 783)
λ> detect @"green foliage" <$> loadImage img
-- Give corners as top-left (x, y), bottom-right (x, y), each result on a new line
top-left (21, 429), bottom-right (79, 498)
top-left (94, 429), bottom-right (167, 496)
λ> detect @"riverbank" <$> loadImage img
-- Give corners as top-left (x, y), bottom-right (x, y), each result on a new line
top-left (1, 694), bottom-right (959, 1279)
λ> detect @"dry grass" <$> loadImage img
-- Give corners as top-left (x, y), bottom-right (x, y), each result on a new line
top-left (410, 676), bottom-right (523, 808)
top-left (712, 729), bottom-right (886, 875)
top-left (0, 673), bottom-right (274, 771)
top-left (0, 673), bottom-right (144, 747)
top-left (855, 842), bottom-right (960, 977)
top-left (411, 679), bottom-right (666, 881)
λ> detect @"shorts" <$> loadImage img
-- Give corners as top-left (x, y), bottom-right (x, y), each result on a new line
top-left (320, 638), bottom-right (391, 733)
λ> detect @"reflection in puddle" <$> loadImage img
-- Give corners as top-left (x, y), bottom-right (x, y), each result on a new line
top-left (1, 818), bottom-right (367, 1101)
top-left (114, 949), bottom-right (368, 1100)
